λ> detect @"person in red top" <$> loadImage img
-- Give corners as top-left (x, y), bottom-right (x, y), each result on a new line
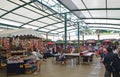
top-left (103, 46), bottom-right (107, 54)
top-left (81, 44), bottom-right (87, 51)
top-left (98, 45), bottom-right (107, 63)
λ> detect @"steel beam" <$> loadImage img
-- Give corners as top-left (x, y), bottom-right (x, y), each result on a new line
top-left (86, 23), bottom-right (120, 26)
top-left (36, 21), bottom-right (64, 30)
top-left (0, 22), bottom-right (21, 28)
top-left (81, 17), bottom-right (120, 20)
top-left (70, 8), bottom-right (120, 11)
top-left (19, 13), bottom-right (57, 27)
top-left (0, 0), bottom-right (37, 18)
top-left (64, 13), bottom-right (67, 52)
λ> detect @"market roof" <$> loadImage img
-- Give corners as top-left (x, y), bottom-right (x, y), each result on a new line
top-left (0, 28), bottom-right (43, 37)
top-left (0, 0), bottom-right (120, 36)
top-left (58, 0), bottom-right (120, 31)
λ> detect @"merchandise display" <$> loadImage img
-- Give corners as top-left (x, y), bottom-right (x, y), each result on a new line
top-left (0, 35), bottom-right (43, 75)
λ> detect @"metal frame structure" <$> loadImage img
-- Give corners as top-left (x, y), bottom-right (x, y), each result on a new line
top-left (0, 0), bottom-right (120, 37)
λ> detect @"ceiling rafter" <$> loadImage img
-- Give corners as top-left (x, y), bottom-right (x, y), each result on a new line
top-left (0, 0), bottom-right (37, 18)
top-left (9, 0), bottom-right (61, 24)
top-left (19, 13), bottom-right (58, 27)
top-left (57, 27), bottom-right (77, 34)
top-left (86, 23), bottom-right (120, 26)
top-left (8, 0), bottom-right (62, 26)
top-left (81, 17), bottom-right (120, 20)
top-left (105, 0), bottom-right (108, 18)
top-left (70, 8), bottom-right (120, 11)
top-left (81, 0), bottom-right (94, 20)
top-left (36, 21), bottom-right (64, 30)
top-left (36, 0), bottom-right (64, 20)
top-left (89, 26), bottom-right (120, 30)
top-left (21, 0), bottom-right (64, 21)
top-left (1, 18), bottom-right (41, 28)
top-left (0, 22), bottom-right (21, 29)
top-left (37, 29), bottom-right (56, 35)
top-left (48, 24), bottom-right (73, 33)
top-left (0, 8), bottom-right (48, 24)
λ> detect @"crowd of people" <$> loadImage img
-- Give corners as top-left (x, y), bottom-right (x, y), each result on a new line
top-left (27, 41), bottom-right (120, 77)
top-left (82, 42), bottom-right (120, 77)
top-left (102, 44), bottom-right (120, 77)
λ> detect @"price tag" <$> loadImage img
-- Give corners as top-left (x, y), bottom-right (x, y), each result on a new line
top-left (20, 65), bottom-right (23, 68)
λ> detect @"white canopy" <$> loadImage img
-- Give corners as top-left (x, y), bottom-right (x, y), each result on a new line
top-left (0, 28), bottom-right (43, 38)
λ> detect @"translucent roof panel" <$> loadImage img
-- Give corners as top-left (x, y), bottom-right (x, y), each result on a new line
top-left (45, 26), bottom-right (58, 30)
top-left (84, 19), bottom-right (95, 23)
top-left (13, 7), bottom-right (43, 19)
top-left (67, 27), bottom-right (75, 30)
top-left (53, 28), bottom-right (64, 32)
top-left (39, 28), bottom-right (51, 32)
top-left (108, 0), bottom-right (120, 8)
top-left (71, 0), bottom-right (85, 9)
top-left (58, 0), bottom-right (120, 32)
top-left (41, 0), bottom-right (69, 13)
top-left (0, 10), bottom-right (7, 16)
top-left (30, 21), bottom-right (47, 27)
top-left (23, 25), bottom-right (39, 29)
top-left (39, 16), bottom-right (59, 24)
top-left (3, 13), bottom-right (31, 23)
top-left (89, 10), bottom-right (106, 18)
top-left (90, 28), bottom-right (120, 31)
top-left (49, 16), bottom-right (63, 21)
top-left (1, 0), bottom-right (120, 38)
top-left (83, 0), bottom-right (105, 8)
top-left (94, 20), bottom-right (120, 24)
top-left (53, 23), bottom-right (64, 27)
top-left (30, 3), bottom-right (53, 14)
top-left (0, 19), bottom-right (22, 26)
top-left (81, 11), bottom-right (92, 18)
top-left (88, 24), bottom-right (120, 29)
top-left (25, 5), bottom-right (49, 15)
top-left (108, 10), bottom-right (120, 18)
top-left (1, 0), bottom-right (19, 11)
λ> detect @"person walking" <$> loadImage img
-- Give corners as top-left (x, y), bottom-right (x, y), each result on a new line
top-left (98, 45), bottom-right (106, 63)
top-left (103, 46), bottom-right (120, 77)
top-left (32, 50), bottom-right (43, 74)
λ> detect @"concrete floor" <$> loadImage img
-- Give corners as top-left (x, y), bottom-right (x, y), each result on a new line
top-left (0, 67), bottom-right (7, 77)
top-left (1, 56), bottom-right (105, 77)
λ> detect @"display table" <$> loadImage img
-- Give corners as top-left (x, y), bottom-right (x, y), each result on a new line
top-left (53, 53), bottom-right (80, 64)
top-left (7, 59), bottom-right (36, 75)
top-left (7, 62), bottom-right (25, 75)
top-left (80, 51), bottom-right (94, 64)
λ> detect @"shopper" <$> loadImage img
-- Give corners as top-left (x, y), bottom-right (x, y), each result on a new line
top-left (103, 46), bottom-right (120, 77)
top-left (32, 49), bottom-right (43, 74)
top-left (55, 51), bottom-right (66, 64)
top-left (43, 46), bottom-right (48, 62)
top-left (98, 45), bottom-right (105, 63)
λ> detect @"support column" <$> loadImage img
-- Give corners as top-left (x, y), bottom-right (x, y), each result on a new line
top-left (69, 33), bottom-right (70, 41)
top-left (46, 33), bottom-right (48, 39)
top-left (64, 13), bottom-right (67, 52)
top-left (82, 31), bottom-right (84, 43)
top-left (77, 22), bottom-right (80, 47)
top-left (97, 30), bottom-right (100, 41)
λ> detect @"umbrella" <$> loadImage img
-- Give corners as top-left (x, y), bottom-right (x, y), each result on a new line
top-left (47, 42), bottom-right (54, 45)
top-left (104, 40), bottom-right (111, 43)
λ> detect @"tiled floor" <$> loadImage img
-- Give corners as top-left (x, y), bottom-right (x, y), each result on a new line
top-left (1, 56), bottom-right (105, 77)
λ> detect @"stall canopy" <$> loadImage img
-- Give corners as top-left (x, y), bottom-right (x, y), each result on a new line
top-left (0, 28), bottom-right (43, 38)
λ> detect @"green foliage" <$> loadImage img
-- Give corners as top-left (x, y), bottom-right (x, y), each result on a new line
top-left (43, 39), bottom-right (52, 42)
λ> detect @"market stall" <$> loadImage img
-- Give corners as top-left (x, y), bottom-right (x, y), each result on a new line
top-left (0, 28), bottom-right (43, 75)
